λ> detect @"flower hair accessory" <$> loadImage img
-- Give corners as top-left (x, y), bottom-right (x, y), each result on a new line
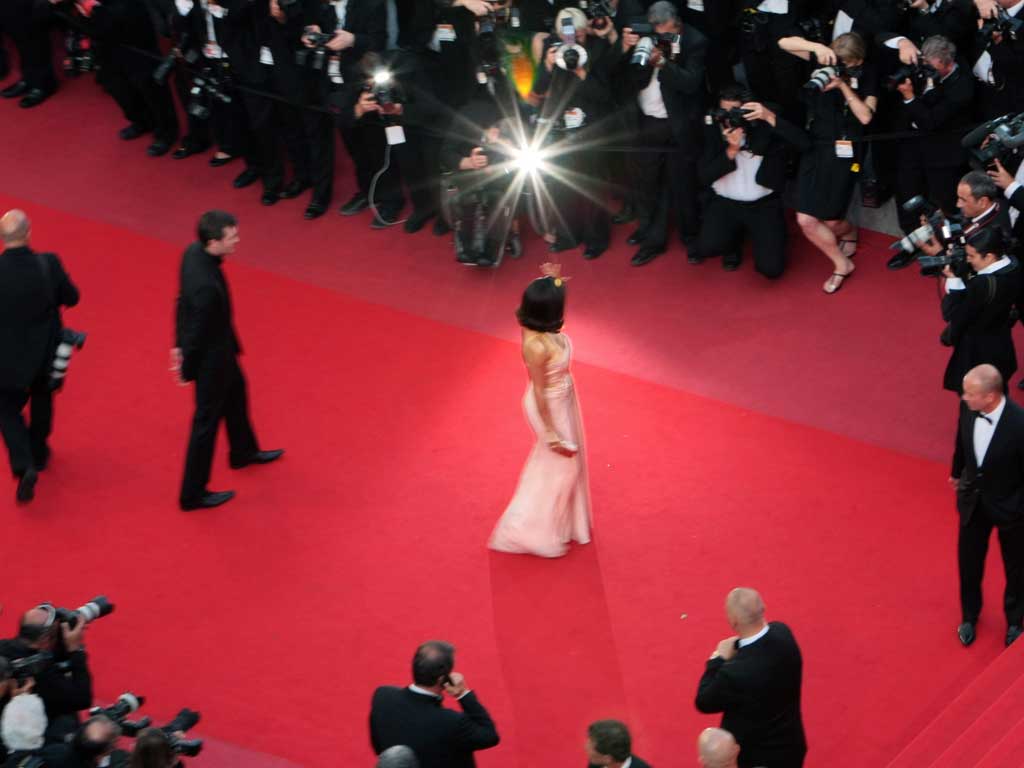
top-left (539, 262), bottom-right (570, 287)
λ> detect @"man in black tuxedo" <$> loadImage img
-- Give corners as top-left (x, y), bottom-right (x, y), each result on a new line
top-left (585, 719), bottom-right (652, 768)
top-left (0, 210), bottom-right (79, 504)
top-left (369, 640), bottom-right (500, 768)
top-left (172, 210), bottom-right (283, 511)
top-left (951, 364), bottom-right (1024, 647)
top-left (697, 727), bottom-right (740, 768)
top-left (695, 588), bottom-right (806, 768)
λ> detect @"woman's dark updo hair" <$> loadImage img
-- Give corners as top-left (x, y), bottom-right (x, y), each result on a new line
top-left (129, 728), bottom-right (175, 768)
top-left (966, 225), bottom-right (1006, 257)
top-left (516, 276), bottom-right (565, 332)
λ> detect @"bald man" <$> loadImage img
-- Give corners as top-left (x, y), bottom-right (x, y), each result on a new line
top-left (952, 364), bottom-right (1024, 647)
top-left (695, 588), bottom-right (806, 768)
top-left (698, 728), bottom-right (739, 768)
top-left (0, 210), bottom-right (79, 503)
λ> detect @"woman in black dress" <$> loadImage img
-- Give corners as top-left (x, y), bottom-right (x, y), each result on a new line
top-left (779, 32), bottom-right (878, 294)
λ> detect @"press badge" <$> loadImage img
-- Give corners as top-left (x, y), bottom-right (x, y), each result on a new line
top-left (430, 24), bottom-right (456, 51)
top-left (328, 57), bottom-right (343, 84)
top-left (834, 140), bottom-right (853, 159)
top-left (386, 125), bottom-right (407, 146)
top-left (259, 46), bottom-right (274, 66)
top-left (203, 42), bottom-right (223, 59)
top-left (477, 70), bottom-right (489, 84)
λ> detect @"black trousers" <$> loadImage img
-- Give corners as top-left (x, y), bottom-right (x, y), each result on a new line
top-left (101, 58), bottom-right (179, 144)
top-left (339, 120), bottom-right (404, 212)
top-left (698, 194), bottom-right (787, 278)
top-left (895, 144), bottom-right (963, 234)
top-left (395, 127), bottom-right (443, 217)
top-left (632, 115), bottom-right (700, 248)
top-left (0, 376), bottom-right (53, 478)
top-left (8, 15), bottom-right (57, 93)
top-left (959, 503), bottom-right (1024, 627)
top-left (547, 147), bottom-right (610, 251)
top-left (300, 106), bottom-right (335, 205)
top-left (180, 355), bottom-right (258, 504)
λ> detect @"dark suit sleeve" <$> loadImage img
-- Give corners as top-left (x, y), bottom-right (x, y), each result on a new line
top-left (1008, 184), bottom-right (1024, 214)
top-left (37, 649), bottom-right (93, 716)
top-left (697, 134), bottom-right (737, 187)
top-left (177, 285), bottom-right (218, 379)
top-left (658, 36), bottom-right (706, 97)
top-left (47, 254), bottom-right (80, 308)
top-left (769, 114), bottom-right (811, 153)
top-left (351, 0), bottom-right (386, 60)
top-left (695, 657), bottom-right (740, 714)
top-left (953, 403), bottom-right (966, 479)
top-left (453, 691), bottom-right (500, 750)
top-left (943, 278), bottom-right (985, 347)
top-left (902, 75), bottom-right (973, 133)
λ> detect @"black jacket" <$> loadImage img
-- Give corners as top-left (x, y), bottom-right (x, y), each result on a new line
top-left (895, 63), bottom-right (975, 168)
top-left (877, 0), bottom-right (975, 51)
top-left (306, 0), bottom-right (387, 86)
top-left (0, 641), bottom-right (92, 729)
top-left (369, 686), bottom-right (499, 768)
top-left (0, 247), bottom-right (79, 391)
top-left (941, 257), bottom-right (1020, 392)
top-left (587, 757), bottom-right (652, 768)
top-left (698, 110), bottom-right (810, 194)
top-left (695, 622), bottom-right (807, 768)
top-left (174, 243), bottom-right (241, 382)
top-left (953, 397), bottom-right (1024, 527)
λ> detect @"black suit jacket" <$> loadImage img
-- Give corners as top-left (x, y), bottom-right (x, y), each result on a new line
top-left (174, 242), bottom-right (241, 382)
top-left (878, 0), bottom-right (975, 51)
top-left (698, 110), bottom-right (810, 193)
top-left (895, 64), bottom-right (975, 168)
top-left (695, 622), bottom-right (807, 768)
top-left (369, 686), bottom-right (499, 768)
top-left (307, 0), bottom-right (386, 86)
top-left (0, 246), bottom-right (79, 391)
top-left (587, 757), bottom-right (652, 768)
top-left (953, 397), bottom-right (1024, 527)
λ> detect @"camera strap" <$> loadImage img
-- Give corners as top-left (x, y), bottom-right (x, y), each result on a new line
top-left (35, 253), bottom-right (58, 310)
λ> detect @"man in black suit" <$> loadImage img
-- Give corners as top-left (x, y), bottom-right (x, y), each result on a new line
top-left (0, 210), bottom-right (79, 504)
top-left (619, 1), bottom-right (707, 267)
top-left (951, 364), bottom-right (1024, 647)
top-left (585, 719), bottom-right (652, 768)
top-left (172, 210), bottom-right (283, 511)
top-left (695, 588), bottom-right (806, 768)
top-left (369, 640), bottom-right (500, 768)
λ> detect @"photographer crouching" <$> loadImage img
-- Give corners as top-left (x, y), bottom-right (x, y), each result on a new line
top-left (695, 86), bottom-right (809, 277)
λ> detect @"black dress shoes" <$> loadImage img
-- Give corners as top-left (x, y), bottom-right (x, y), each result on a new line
top-left (172, 142), bottom-right (208, 160)
top-left (16, 469), bottom-right (37, 504)
top-left (19, 89), bottom-right (50, 109)
top-left (230, 449), bottom-right (284, 470)
top-left (404, 209), bottom-right (435, 233)
top-left (233, 168), bottom-right (260, 189)
top-left (180, 489), bottom-right (235, 511)
top-left (887, 251), bottom-right (915, 270)
top-left (548, 238), bottom-right (577, 253)
top-left (209, 154), bottom-right (236, 167)
top-left (2, 80), bottom-right (28, 99)
top-left (147, 141), bottom-right (171, 157)
top-left (626, 229), bottom-right (646, 246)
top-left (631, 245), bottom-right (665, 267)
top-left (723, 252), bottom-right (742, 271)
top-left (304, 201), bottom-right (328, 220)
top-left (280, 180), bottom-right (310, 200)
top-left (340, 193), bottom-right (369, 216)
top-left (261, 189), bottom-right (280, 206)
top-left (1007, 625), bottom-right (1023, 647)
top-left (583, 246), bottom-right (605, 260)
top-left (432, 217), bottom-right (451, 236)
top-left (958, 622), bottom-right (976, 647)
top-left (119, 123), bottom-right (150, 141)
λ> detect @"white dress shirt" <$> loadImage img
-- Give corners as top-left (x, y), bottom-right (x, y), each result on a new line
top-left (332, 0), bottom-right (349, 31)
top-left (974, 395), bottom-right (1007, 466)
top-left (408, 683), bottom-right (470, 701)
top-left (712, 150), bottom-right (773, 202)
top-left (738, 624), bottom-right (770, 648)
top-left (638, 71), bottom-right (668, 118)
top-left (973, 0), bottom-right (1024, 84)
top-left (757, 0), bottom-right (788, 13)
top-left (1007, 162), bottom-right (1024, 229)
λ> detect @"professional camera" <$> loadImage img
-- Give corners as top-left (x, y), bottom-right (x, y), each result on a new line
top-left (889, 196), bottom-right (968, 276)
top-left (709, 106), bottom-right (752, 130)
top-left (553, 41), bottom-right (588, 71)
top-left (49, 327), bottom-right (86, 391)
top-left (962, 112), bottom-right (1024, 170)
top-left (579, 0), bottom-right (614, 29)
top-left (296, 30), bottom-right (331, 71)
top-left (486, 1), bottom-right (521, 29)
top-left (9, 652), bottom-right (54, 685)
top-left (885, 62), bottom-right (937, 91)
top-left (631, 33), bottom-right (678, 67)
top-left (63, 30), bottom-right (93, 76)
top-left (978, 6), bottom-right (1024, 46)
top-left (90, 693), bottom-right (151, 737)
top-left (364, 69), bottom-right (402, 107)
top-left (188, 68), bottom-right (233, 120)
top-left (805, 62), bottom-right (862, 91)
top-left (43, 596), bottom-right (115, 632)
top-left (153, 34), bottom-right (199, 87)
top-left (160, 709), bottom-right (203, 757)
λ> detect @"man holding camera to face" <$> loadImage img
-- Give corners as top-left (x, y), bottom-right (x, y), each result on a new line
top-left (695, 86), bottom-right (809, 277)
top-left (369, 641), bottom-right (499, 768)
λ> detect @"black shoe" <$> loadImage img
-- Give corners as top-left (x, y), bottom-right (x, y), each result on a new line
top-left (476, 252), bottom-right (497, 268)
top-left (631, 245), bottom-right (665, 267)
top-left (280, 180), bottom-right (310, 200)
top-left (19, 89), bottom-right (50, 109)
top-left (626, 229), bottom-right (646, 246)
top-left (887, 251), bottom-right (915, 270)
top-left (180, 489), bottom-right (235, 511)
top-left (209, 153), bottom-right (236, 167)
top-left (687, 252), bottom-right (704, 265)
top-left (147, 141), bottom-right (171, 157)
top-left (958, 622), bottom-right (976, 647)
top-left (548, 238), bottom-right (577, 253)
top-left (340, 193), bottom-right (369, 216)
top-left (233, 168), bottom-right (260, 189)
top-left (1007, 625), bottom-right (1023, 647)
top-left (119, 123), bottom-right (150, 141)
top-left (1, 80), bottom-right (28, 99)
top-left (723, 252), bottom-right (741, 271)
top-left (172, 142), bottom-right (207, 160)
top-left (404, 210), bottom-right (434, 234)
top-left (371, 210), bottom-right (399, 229)
top-left (304, 202), bottom-right (327, 220)
top-left (612, 204), bottom-right (635, 225)
top-left (261, 189), bottom-right (280, 206)
top-left (583, 246), bottom-right (605, 260)
top-left (16, 469), bottom-right (37, 504)
top-left (432, 217), bottom-right (451, 236)
top-left (230, 449), bottom-right (284, 470)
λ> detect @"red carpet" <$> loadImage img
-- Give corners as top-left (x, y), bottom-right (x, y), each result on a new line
top-left (1, 62), bottom-right (1021, 767)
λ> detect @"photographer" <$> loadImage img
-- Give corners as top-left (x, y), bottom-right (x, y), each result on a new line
top-left (0, 210), bottom-right (80, 504)
top-left (970, 0), bottom-right (1024, 120)
top-left (695, 87), bottom-right (810, 276)
top-left (916, 170), bottom-right (1012, 258)
top-left (887, 34), bottom-right (975, 269)
top-left (940, 226), bottom-right (1019, 393)
top-left (618, 1), bottom-right (707, 267)
top-left (988, 153), bottom-right (1024, 248)
top-left (0, 607), bottom-right (91, 742)
top-left (2, 693), bottom-right (76, 768)
top-left (779, 31), bottom-right (877, 293)
top-left (68, 716), bottom-right (123, 768)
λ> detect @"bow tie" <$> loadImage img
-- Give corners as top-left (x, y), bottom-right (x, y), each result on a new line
top-left (975, 411), bottom-right (992, 424)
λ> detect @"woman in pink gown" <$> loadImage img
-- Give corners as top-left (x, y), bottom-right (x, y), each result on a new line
top-left (489, 265), bottom-right (591, 558)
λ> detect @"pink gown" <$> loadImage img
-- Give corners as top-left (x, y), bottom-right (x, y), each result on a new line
top-left (489, 333), bottom-right (592, 557)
